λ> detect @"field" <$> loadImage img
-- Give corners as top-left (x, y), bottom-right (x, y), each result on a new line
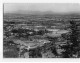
top-left (3, 13), bottom-right (80, 58)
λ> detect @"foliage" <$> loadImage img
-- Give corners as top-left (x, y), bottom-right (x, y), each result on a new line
top-left (60, 21), bottom-right (80, 58)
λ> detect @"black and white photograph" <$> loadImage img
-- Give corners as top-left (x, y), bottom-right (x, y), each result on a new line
top-left (3, 3), bottom-right (80, 58)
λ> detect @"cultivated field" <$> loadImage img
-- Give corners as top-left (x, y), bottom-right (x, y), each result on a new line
top-left (3, 13), bottom-right (80, 58)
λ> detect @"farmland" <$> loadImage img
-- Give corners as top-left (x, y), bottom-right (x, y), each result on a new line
top-left (3, 13), bottom-right (80, 58)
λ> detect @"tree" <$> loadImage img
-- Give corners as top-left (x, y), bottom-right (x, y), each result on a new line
top-left (60, 20), bottom-right (79, 58)
top-left (69, 21), bottom-right (79, 57)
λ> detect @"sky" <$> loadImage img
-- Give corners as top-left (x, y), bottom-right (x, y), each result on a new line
top-left (4, 3), bottom-right (80, 14)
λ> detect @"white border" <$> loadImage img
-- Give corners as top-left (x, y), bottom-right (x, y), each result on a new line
top-left (0, 0), bottom-right (80, 63)
top-left (1, 0), bottom-right (80, 3)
